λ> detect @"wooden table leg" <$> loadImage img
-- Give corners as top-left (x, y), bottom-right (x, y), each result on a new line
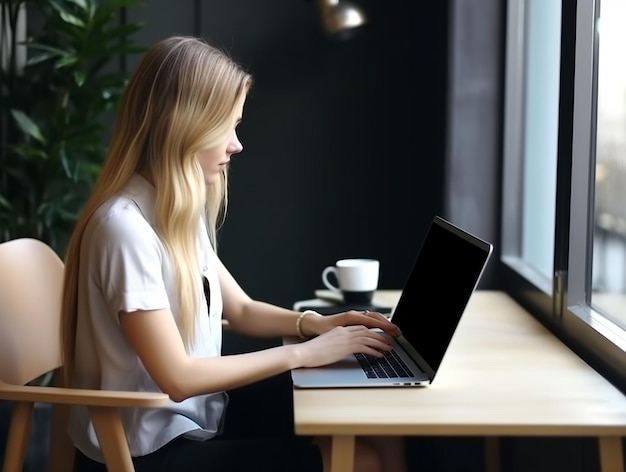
top-left (598, 436), bottom-right (624, 472)
top-left (484, 437), bottom-right (501, 472)
top-left (331, 435), bottom-right (355, 472)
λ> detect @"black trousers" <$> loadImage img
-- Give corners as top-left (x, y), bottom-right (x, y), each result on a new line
top-left (74, 371), bottom-right (323, 472)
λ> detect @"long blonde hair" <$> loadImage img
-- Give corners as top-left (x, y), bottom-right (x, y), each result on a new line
top-left (61, 36), bottom-right (252, 383)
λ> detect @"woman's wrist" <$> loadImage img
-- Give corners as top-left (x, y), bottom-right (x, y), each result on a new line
top-left (297, 310), bottom-right (323, 338)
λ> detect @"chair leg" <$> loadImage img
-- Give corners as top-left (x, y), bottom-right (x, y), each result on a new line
top-left (47, 403), bottom-right (75, 472)
top-left (2, 401), bottom-right (33, 472)
top-left (89, 406), bottom-right (134, 472)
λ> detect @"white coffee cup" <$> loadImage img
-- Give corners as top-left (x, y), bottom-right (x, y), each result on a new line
top-left (321, 258), bottom-right (380, 305)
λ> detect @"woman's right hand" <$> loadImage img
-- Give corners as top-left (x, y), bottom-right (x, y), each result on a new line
top-left (292, 325), bottom-right (393, 368)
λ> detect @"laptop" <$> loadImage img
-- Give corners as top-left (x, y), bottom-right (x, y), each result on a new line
top-left (286, 215), bottom-right (493, 388)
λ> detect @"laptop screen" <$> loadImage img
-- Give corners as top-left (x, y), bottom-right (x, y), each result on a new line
top-left (391, 216), bottom-right (493, 376)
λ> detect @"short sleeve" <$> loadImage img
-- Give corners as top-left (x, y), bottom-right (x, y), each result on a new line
top-left (87, 201), bottom-right (171, 316)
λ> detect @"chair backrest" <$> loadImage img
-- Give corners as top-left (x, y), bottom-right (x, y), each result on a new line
top-left (0, 238), bottom-right (64, 386)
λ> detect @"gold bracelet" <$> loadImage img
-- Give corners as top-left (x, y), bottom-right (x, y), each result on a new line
top-left (296, 310), bottom-right (320, 339)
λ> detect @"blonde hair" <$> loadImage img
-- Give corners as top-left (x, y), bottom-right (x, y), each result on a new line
top-left (61, 36), bottom-right (252, 383)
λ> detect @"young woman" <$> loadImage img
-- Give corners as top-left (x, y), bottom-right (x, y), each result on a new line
top-left (61, 35), bottom-right (406, 472)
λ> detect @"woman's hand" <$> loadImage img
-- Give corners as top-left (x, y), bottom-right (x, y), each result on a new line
top-left (303, 309), bottom-right (402, 338)
top-left (289, 310), bottom-right (402, 368)
top-left (293, 325), bottom-right (394, 368)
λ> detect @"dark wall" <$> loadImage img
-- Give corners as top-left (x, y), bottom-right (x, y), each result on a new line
top-left (127, 0), bottom-right (448, 308)
top-left (444, 0), bottom-right (503, 288)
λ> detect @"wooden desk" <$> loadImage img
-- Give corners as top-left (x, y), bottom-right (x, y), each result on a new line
top-left (292, 290), bottom-right (626, 472)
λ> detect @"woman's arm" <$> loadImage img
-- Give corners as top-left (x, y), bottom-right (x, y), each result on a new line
top-left (119, 307), bottom-right (393, 402)
top-left (218, 255), bottom-right (313, 337)
top-left (118, 256), bottom-right (402, 403)
top-left (218, 256), bottom-right (401, 338)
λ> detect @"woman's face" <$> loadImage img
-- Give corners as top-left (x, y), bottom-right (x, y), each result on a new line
top-left (197, 95), bottom-right (246, 185)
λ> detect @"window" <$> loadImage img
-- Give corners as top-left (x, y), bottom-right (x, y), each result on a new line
top-left (590, 0), bottom-right (626, 330)
top-left (566, 0), bottom-right (626, 378)
top-left (502, 0), bottom-right (561, 299)
top-left (502, 0), bottom-right (626, 389)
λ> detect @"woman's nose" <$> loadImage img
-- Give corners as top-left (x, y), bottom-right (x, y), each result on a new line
top-left (228, 132), bottom-right (243, 155)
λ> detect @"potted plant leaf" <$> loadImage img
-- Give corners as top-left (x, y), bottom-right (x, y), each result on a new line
top-left (0, 0), bottom-right (145, 256)
top-left (0, 1), bottom-right (144, 469)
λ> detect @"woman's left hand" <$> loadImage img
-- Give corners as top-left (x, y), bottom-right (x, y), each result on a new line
top-left (303, 309), bottom-right (402, 338)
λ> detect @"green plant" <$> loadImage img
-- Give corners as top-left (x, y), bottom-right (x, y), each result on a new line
top-left (0, 0), bottom-right (144, 255)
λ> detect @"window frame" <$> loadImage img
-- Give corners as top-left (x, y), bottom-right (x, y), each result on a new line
top-left (501, 0), bottom-right (557, 322)
top-left (562, 0), bottom-right (626, 390)
top-left (500, 0), bottom-right (626, 392)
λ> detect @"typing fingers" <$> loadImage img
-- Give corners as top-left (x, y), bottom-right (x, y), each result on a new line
top-left (345, 311), bottom-right (402, 337)
top-left (346, 326), bottom-right (392, 356)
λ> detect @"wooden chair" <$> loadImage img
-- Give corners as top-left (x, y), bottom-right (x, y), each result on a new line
top-left (0, 238), bottom-right (169, 472)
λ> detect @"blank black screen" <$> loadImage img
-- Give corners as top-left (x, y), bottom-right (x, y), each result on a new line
top-left (392, 217), bottom-right (492, 375)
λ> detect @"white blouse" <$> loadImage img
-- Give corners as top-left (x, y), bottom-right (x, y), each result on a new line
top-left (68, 174), bottom-right (226, 461)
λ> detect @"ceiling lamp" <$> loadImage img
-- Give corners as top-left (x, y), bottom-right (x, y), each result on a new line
top-left (317, 0), bottom-right (368, 37)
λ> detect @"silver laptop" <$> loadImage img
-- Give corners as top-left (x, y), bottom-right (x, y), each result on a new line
top-left (287, 216), bottom-right (493, 388)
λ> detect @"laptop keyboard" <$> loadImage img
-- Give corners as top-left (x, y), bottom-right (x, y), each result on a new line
top-left (354, 350), bottom-right (416, 379)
